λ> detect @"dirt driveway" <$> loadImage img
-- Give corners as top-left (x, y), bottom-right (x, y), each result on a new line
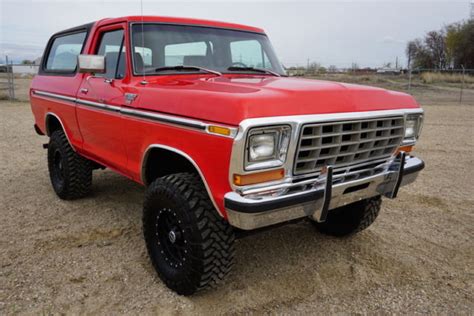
top-left (0, 100), bottom-right (473, 314)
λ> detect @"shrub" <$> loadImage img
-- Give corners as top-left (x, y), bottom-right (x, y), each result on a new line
top-left (421, 72), bottom-right (474, 84)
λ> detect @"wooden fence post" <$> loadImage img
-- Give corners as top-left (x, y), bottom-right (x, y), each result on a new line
top-left (459, 65), bottom-right (465, 105)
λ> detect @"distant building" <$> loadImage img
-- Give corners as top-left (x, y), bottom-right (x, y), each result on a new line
top-left (376, 68), bottom-right (401, 75)
top-left (12, 64), bottom-right (39, 74)
top-left (354, 68), bottom-right (377, 74)
top-left (286, 68), bottom-right (306, 76)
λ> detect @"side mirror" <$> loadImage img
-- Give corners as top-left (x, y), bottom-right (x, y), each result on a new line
top-left (78, 55), bottom-right (105, 74)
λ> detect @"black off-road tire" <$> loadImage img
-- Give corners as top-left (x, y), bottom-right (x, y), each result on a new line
top-left (143, 173), bottom-right (235, 295)
top-left (47, 130), bottom-right (92, 199)
top-left (312, 196), bottom-right (382, 237)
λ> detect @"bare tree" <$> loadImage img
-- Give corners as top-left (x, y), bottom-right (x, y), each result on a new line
top-left (307, 62), bottom-right (321, 75)
top-left (425, 30), bottom-right (447, 69)
top-left (445, 20), bottom-right (474, 69)
top-left (406, 40), bottom-right (417, 69)
top-left (406, 38), bottom-right (433, 69)
top-left (407, 20), bottom-right (473, 70)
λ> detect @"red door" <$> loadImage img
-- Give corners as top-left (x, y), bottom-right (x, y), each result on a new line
top-left (76, 23), bottom-right (130, 174)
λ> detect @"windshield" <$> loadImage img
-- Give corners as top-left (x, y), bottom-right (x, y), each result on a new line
top-left (130, 23), bottom-right (286, 76)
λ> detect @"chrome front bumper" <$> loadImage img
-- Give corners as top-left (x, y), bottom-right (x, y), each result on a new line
top-left (224, 153), bottom-right (424, 230)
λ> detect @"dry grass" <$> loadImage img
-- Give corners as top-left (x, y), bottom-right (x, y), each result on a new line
top-left (420, 72), bottom-right (474, 84)
top-left (1, 77), bottom-right (473, 314)
top-left (305, 73), bottom-right (474, 105)
top-left (1, 101), bottom-right (473, 314)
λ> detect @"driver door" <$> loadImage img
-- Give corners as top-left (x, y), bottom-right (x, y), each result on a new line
top-left (76, 23), bottom-right (129, 173)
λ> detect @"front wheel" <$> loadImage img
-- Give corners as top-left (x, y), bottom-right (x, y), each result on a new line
top-left (143, 173), bottom-right (235, 295)
top-left (312, 196), bottom-right (382, 237)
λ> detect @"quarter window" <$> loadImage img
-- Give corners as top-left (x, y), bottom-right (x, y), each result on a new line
top-left (45, 32), bottom-right (87, 72)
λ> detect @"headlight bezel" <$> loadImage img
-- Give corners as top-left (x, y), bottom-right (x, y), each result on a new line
top-left (245, 125), bottom-right (291, 171)
top-left (403, 113), bottom-right (423, 145)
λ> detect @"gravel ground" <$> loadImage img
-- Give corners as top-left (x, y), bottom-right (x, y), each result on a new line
top-left (0, 98), bottom-right (473, 314)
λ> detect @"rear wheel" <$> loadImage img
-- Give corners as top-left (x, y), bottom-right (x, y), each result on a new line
top-left (47, 130), bottom-right (92, 199)
top-left (143, 173), bottom-right (235, 295)
top-left (312, 196), bottom-right (382, 237)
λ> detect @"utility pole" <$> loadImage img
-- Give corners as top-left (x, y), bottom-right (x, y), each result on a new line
top-left (408, 67), bottom-right (412, 92)
top-left (395, 56), bottom-right (399, 70)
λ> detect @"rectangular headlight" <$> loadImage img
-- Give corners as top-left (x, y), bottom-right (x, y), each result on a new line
top-left (245, 125), bottom-right (291, 170)
top-left (404, 114), bottom-right (423, 144)
top-left (249, 133), bottom-right (276, 161)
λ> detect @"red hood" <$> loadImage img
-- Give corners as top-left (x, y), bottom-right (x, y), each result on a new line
top-left (134, 75), bottom-right (419, 126)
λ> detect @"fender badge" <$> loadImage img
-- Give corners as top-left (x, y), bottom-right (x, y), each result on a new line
top-left (125, 93), bottom-right (137, 104)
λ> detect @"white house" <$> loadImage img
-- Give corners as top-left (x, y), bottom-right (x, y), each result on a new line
top-left (12, 64), bottom-right (40, 74)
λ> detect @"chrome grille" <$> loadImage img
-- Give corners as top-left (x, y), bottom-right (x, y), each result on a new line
top-left (294, 116), bottom-right (405, 175)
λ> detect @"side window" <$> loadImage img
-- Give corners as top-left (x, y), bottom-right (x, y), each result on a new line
top-left (45, 32), bottom-right (87, 72)
top-left (164, 42), bottom-right (208, 67)
top-left (230, 40), bottom-right (270, 68)
top-left (96, 29), bottom-right (126, 79)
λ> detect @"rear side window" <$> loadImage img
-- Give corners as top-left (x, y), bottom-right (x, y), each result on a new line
top-left (45, 32), bottom-right (87, 72)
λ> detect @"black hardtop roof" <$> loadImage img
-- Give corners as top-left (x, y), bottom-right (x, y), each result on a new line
top-left (52, 21), bottom-right (95, 37)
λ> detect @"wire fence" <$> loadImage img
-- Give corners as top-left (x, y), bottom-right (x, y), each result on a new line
top-left (0, 56), bottom-right (16, 101)
top-left (1, 59), bottom-right (473, 105)
top-left (288, 68), bottom-right (474, 106)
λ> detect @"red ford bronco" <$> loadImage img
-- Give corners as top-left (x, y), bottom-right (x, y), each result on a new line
top-left (30, 16), bottom-right (424, 295)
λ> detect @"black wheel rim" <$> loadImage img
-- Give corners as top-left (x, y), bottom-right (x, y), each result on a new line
top-left (156, 208), bottom-right (187, 269)
top-left (52, 148), bottom-right (65, 189)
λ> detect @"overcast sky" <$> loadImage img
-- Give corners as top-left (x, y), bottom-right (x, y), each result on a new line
top-left (0, 0), bottom-right (471, 67)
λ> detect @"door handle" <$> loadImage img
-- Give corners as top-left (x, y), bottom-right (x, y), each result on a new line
top-left (80, 88), bottom-right (88, 94)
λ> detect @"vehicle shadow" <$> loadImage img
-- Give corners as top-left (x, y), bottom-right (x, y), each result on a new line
top-left (88, 169), bottom-right (380, 312)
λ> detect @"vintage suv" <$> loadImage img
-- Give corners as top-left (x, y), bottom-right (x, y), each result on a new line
top-left (30, 16), bottom-right (424, 295)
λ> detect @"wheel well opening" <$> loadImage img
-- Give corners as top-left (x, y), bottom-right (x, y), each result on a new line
top-left (46, 115), bottom-right (62, 136)
top-left (143, 147), bottom-right (198, 185)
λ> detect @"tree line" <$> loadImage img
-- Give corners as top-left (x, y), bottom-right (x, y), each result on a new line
top-left (406, 19), bottom-right (474, 70)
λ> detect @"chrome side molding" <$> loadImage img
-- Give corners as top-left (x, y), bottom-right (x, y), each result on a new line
top-left (32, 90), bottom-right (237, 138)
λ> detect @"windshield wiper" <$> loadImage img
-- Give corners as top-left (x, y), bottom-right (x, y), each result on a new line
top-left (154, 65), bottom-right (222, 76)
top-left (227, 66), bottom-right (281, 77)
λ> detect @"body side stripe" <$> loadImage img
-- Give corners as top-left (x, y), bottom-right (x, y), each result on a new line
top-left (32, 90), bottom-right (231, 135)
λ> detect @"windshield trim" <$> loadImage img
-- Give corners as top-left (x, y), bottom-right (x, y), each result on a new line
top-left (129, 22), bottom-right (275, 77)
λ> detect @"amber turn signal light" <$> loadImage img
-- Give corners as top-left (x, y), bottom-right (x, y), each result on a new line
top-left (233, 168), bottom-right (285, 186)
top-left (208, 125), bottom-right (231, 136)
top-left (396, 145), bottom-right (413, 154)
